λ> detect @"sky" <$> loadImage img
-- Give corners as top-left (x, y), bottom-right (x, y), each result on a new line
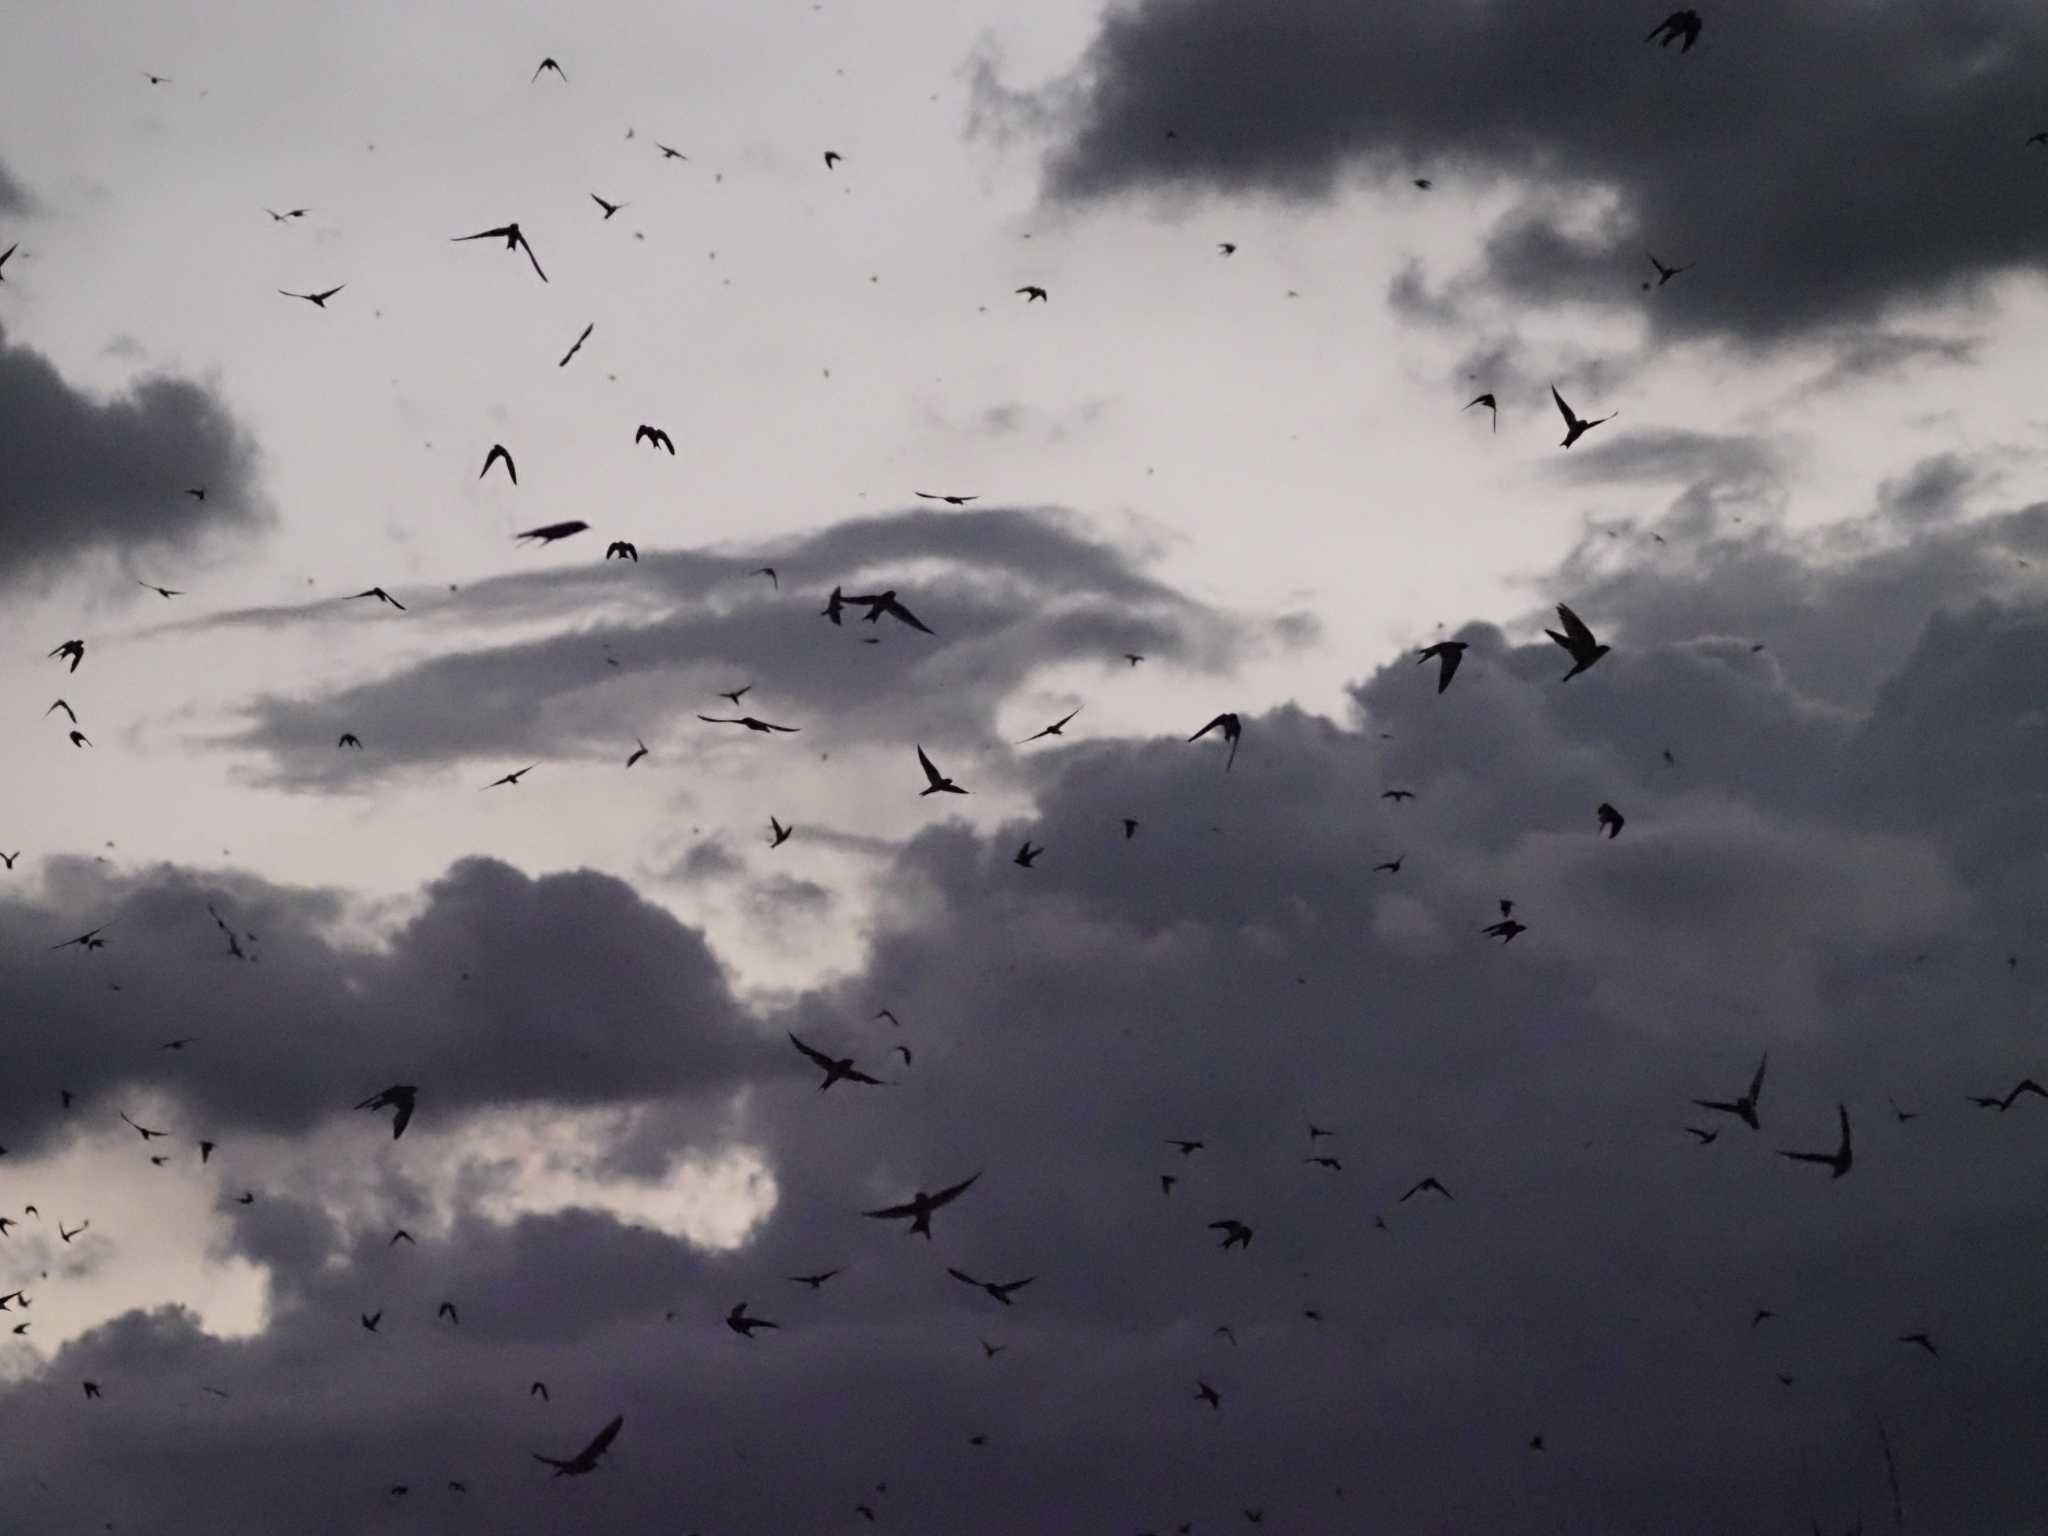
top-left (2, 1), bottom-right (2048, 1531)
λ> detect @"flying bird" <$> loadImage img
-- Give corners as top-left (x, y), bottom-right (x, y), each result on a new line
top-left (1196, 1381), bottom-right (1223, 1408)
top-left (916, 492), bottom-right (978, 505)
top-left (1019, 707), bottom-right (1082, 744)
top-left (1465, 393), bottom-right (1497, 431)
top-left (947, 1269), bottom-right (1036, 1306)
top-left (264, 208), bottom-right (309, 222)
top-left (1188, 712), bottom-right (1242, 771)
top-left (438, 1302), bottom-right (460, 1324)
top-left (45, 699), bottom-right (76, 723)
top-left (389, 1229), bottom-right (415, 1246)
top-left (1399, 1176), bottom-right (1453, 1203)
top-left (1209, 1219), bottom-right (1253, 1249)
top-left (823, 150), bottom-right (842, 168)
top-left (356, 1085), bottom-right (417, 1139)
top-left (1597, 802), bottom-right (1626, 838)
top-left (769, 817), bottom-right (793, 847)
top-left (697, 714), bottom-right (799, 733)
top-left (1217, 242), bottom-right (1236, 256)
top-left (136, 581), bottom-right (183, 598)
top-left (1683, 1125), bottom-right (1719, 1145)
top-left (625, 739), bottom-right (648, 768)
top-left (0, 242), bottom-right (16, 279)
top-left (1417, 641), bottom-right (1467, 693)
top-left (532, 57), bottom-right (566, 81)
top-left (726, 1303), bottom-right (779, 1337)
top-left (606, 540), bottom-right (639, 561)
top-left (1644, 9), bottom-right (1703, 51)
top-left (1646, 253), bottom-right (1695, 287)
top-left (1897, 1332), bottom-right (1938, 1357)
top-left (752, 566), bottom-right (779, 588)
top-left (1016, 286), bottom-right (1048, 302)
top-left (1482, 919), bottom-right (1526, 943)
top-left (59, 1220), bottom-right (88, 1243)
top-left (50, 924), bottom-right (111, 952)
top-left (1693, 1052), bottom-right (1768, 1131)
top-left (788, 1268), bottom-right (844, 1290)
top-left (558, 322), bottom-right (595, 366)
top-left (68, 730), bottom-right (90, 749)
top-left (656, 143), bottom-right (688, 160)
top-left (915, 746), bottom-right (967, 796)
top-left (485, 765), bottom-right (537, 787)
top-left (1550, 385), bottom-right (1615, 449)
top-left (534, 1414), bottom-right (624, 1477)
top-left (452, 222), bottom-right (547, 281)
top-left (1381, 789), bottom-right (1415, 802)
top-left (515, 521), bottom-right (589, 545)
top-left (0, 853), bottom-right (16, 870)
top-left (349, 587), bottom-right (406, 609)
top-left (846, 589), bottom-right (935, 633)
top-left (1166, 1139), bottom-right (1205, 1157)
top-left (1545, 603), bottom-right (1611, 681)
top-left (1013, 840), bottom-right (1043, 868)
top-left (634, 425), bottom-right (675, 454)
top-left (1122, 818), bottom-right (1140, 840)
top-left (787, 1032), bottom-right (885, 1091)
top-left (862, 1173), bottom-right (981, 1237)
top-left (48, 640), bottom-right (84, 672)
top-left (1373, 856), bottom-right (1404, 874)
top-left (1778, 1105), bottom-right (1854, 1178)
top-left (480, 444), bottom-right (517, 483)
top-left (278, 285), bottom-right (345, 307)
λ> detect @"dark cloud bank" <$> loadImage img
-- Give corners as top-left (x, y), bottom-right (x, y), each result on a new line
top-left (3, 475), bottom-right (2047, 1533)
top-left (1009, 0), bottom-right (2048, 345)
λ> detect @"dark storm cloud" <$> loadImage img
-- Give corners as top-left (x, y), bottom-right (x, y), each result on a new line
top-left (0, 325), bottom-right (269, 583)
top-left (7, 488), bottom-right (2048, 1532)
top-left (0, 856), bottom-right (786, 1154)
top-left (1024, 0), bottom-right (2048, 341)
top-left (217, 507), bottom-right (1293, 788)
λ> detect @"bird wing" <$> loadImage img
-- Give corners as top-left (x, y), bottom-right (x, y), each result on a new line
top-left (1550, 385), bottom-right (1577, 428)
top-left (927, 1172), bottom-right (981, 1208)
top-left (1554, 603), bottom-right (1596, 649)
top-left (946, 1267), bottom-right (984, 1289)
top-left (1748, 1052), bottom-right (1769, 1103)
top-left (1188, 714), bottom-right (1228, 742)
top-left (917, 745), bottom-right (945, 785)
top-left (517, 232), bottom-right (548, 281)
top-left (576, 1415), bottom-right (624, 1463)
top-left (454, 226), bottom-right (515, 243)
top-left (787, 1033), bottom-right (836, 1071)
top-left (882, 597), bottom-right (934, 633)
top-left (863, 1197), bottom-right (921, 1219)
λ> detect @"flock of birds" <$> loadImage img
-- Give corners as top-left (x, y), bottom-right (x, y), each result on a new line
top-left (2, 9), bottom-right (2043, 1533)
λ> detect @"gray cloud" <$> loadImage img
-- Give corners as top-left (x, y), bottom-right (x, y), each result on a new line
top-left (1023, 0), bottom-right (2048, 342)
top-left (0, 325), bottom-right (269, 585)
top-left (215, 507), bottom-right (1295, 788)
top-left (4, 482), bottom-right (2048, 1532)
top-left (0, 153), bottom-right (28, 212)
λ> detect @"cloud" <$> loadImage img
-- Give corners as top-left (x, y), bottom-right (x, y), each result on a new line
top-left (0, 153), bottom-right (29, 212)
top-left (4, 483), bottom-right (2048, 1531)
top-left (1024, 0), bottom-right (2048, 342)
top-left (0, 325), bottom-right (269, 585)
top-left (214, 507), bottom-right (1298, 788)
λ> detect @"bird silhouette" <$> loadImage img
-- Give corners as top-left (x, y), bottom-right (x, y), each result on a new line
top-left (485, 766), bottom-right (537, 788)
top-left (136, 581), bottom-right (183, 598)
top-left (1381, 789), bottom-right (1415, 803)
top-left (1417, 641), bottom-right (1467, 692)
top-left (360, 1311), bottom-right (382, 1333)
top-left (531, 57), bottom-right (566, 81)
top-left (845, 589), bottom-right (935, 633)
top-left (1482, 919), bottom-right (1526, 943)
top-left (1019, 707), bottom-right (1081, 744)
top-left (45, 699), bottom-right (76, 723)
top-left (1897, 1332), bottom-right (1938, 1356)
top-left (480, 444), bottom-right (517, 483)
top-left (0, 853), bottom-right (16, 870)
top-left (278, 285), bottom-right (345, 308)
top-left (120, 1112), bottom-right (165, 1140)
top-left (625, 739), bottom-right (649, 768)
top-left (1779, 1105), bottom-right (1853, 1178)
top-left (0, 242), bottom-right (16, 279)
top-left (1693, 1052), bottom-right (1768, 1131)
top-left (1188, 712), bottom-right (1242, 771)
top-left (1167, 1139), bottom-right (1205, 1157)
top-left (1683, 1125), bottom-right (1719, 1145)
top-left (824, 150), bottom-right (843, 168)
top-left (606, 540), bottom-right (638, 561)
top-left (558, 323), bottom-right (594, 367)
top-left (48, 640), bottom-right (84, 672)
top-left (947, 1269), bottom-right (1036, 1305)
top-left (1545, 603), bottom-right (1611, 681)
top-left (1373, 856), bottom-right (1404, 874)
top-left (67, 730), bottom-right (90, 749)
top-left (769, 817), bottom-right (794, 847)
top-left (1597, 802), bottom-right (1626, 839)
top-left (1014, 840), bottom-right (1044, 868)
top-left (698, 714), bottom-right (799, 733)
top-left (438, 1302), bottom-right (460, 1324)
top-left (656, 143), bottom-right (688, 160)
top-left (1209, 1219), bottom-right (1253, 1249)
top-left (862, 1173), bottom-right (980, 1237)
top-left (452, 223), bottom-right (547, 281)
top-left (787, 1032), bottom-right (884, 1090)
top-left (634, 425), bottom-right (675, 454)
top-left (1645, 9), bottom-right (1703, 51)
top-left (337, 733), bottom-right (361, 749)
top-left (916, 746), bottom-right (967, 796)
top-left (916, 491), bottom-right (978, 505)
top-left (1550, 385), bottom-right (1614, 449)
top-left (1646, 253), bottom-right (1695, 287)
top-left (534, 1414), bottom-right (623, 1477)
top-left (50, 924), bottom-right (112, 952)
top-left (1400, 1177), bottom-right (1453, 1202)
top-left (788, 1268), bottom-right (843, 1289)
top-left (1016, 286), bottom-right (1048, 302)
top-left (752, 566), bottom-right (779, 588)
top-left (356, 1085), bottom-right (417, 1139)
top-left (727, 1303), bottom-right (779, 1337)
top-left (515, 521), bottom-right (589, 545)
top-left (1196, 1380), bottom-right (1222, 1408)
top-left (349, 587), bottom-right (406, 610)
top-left (1465, 392), bottom-right (1497, 431)
top-left (263, 207), bottom-right (310, 222)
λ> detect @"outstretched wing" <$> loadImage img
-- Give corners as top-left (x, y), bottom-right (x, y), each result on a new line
top-left (927, 1172), bottom-right (981, 1209)
top-left (883, 598), bottom-right (934, 634)
top-left (1748, 1052), bottom-right (1769, 1104)
top-left (1188, 714), bottom-right (1228, 743)
top-left (916, 745), bottom-right (944, 785)
top-left (787, 1033), bottom-right (835, 1071)
top-left (576, 1414), bottom-right (624, 1463)
top-left (946, 1266), bottom-right (985, 1289)
top-left (1550, 385), bottom-right (1577, 429)
top-left (1553, 603), bottom-right (1596, 649)
top-left (863, 1197), bottom-right (920, 1219)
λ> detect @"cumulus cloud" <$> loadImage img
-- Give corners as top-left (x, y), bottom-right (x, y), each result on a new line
top-left (0, 325), bottom-right (269, 584)
top-left (3, 487), bottom-right (2046, 1532)
top-left (1020, 0), bottom-right (2048, 342)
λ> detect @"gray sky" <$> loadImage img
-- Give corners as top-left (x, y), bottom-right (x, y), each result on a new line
top-left (3, 3), bottom-right (2048, 1532)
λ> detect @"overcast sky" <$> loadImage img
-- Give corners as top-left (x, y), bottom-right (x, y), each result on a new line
top-left (3, 2), bottom-right (2048, 1532)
